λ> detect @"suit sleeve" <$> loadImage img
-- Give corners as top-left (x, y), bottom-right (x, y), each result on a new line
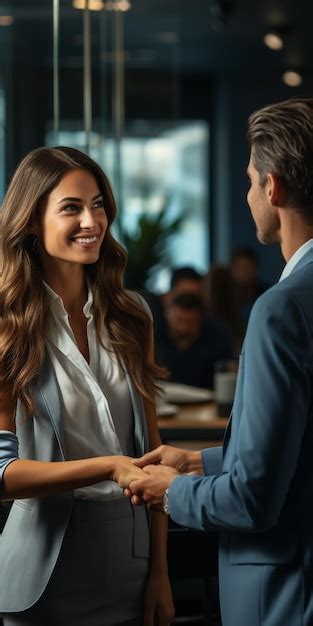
top-left (168, 290), bottom-right (313, 531)
top-left (201, 446), bottom-right (223, 476)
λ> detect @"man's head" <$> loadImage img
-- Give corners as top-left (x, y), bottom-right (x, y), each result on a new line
top-left (247, 99), bottom-right (313, 244)
top-left (231, 246), bottom-right (258, 286)
top-left (165, 293), bottom-right (204, 350)
top-left (170, 266), bottom-right (203, 298)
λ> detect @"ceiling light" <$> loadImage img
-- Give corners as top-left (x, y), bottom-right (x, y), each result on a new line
top-left (0, 15), bottom-right (14, 26)
top-left (282, 71), bottom-right (303, 87)
top-left (73, 0), bottom-right (104, 9)
top-left (73, 0), bottom-right (131, 9)
top-left (264, 32), bottom-right (283, 50)
top-left (103, 1), bottom-right (131, 10)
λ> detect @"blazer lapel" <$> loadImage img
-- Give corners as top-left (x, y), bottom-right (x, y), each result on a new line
top-left (35, 355), bottom-right (149, 460)
top-left (35, 352), bottom-right (66, 460)
top-left (125, 372), bottom-right (149, 456)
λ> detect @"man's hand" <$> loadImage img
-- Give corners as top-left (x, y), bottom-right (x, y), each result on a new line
top-left (111, 456), bottom-right (145, 489)
top-left (132, 444), bottom-right (204, 475)
top-left (128, 464), bottom-right (178, 507)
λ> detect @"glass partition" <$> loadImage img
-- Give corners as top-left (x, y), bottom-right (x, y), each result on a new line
top-left (0, 0), bottom-right (210, 287)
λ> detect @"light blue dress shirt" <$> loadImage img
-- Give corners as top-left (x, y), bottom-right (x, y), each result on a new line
top-left (279, 238), bottom-right (313, 282)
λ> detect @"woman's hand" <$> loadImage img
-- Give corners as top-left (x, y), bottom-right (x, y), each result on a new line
top-left (111, 456), bottom-right (145, 489)
top-left (144, 569), bottom-right (175, 626)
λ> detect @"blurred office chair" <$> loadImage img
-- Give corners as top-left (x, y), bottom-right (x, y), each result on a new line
top-left (168, 519), bottom-right (221, 625)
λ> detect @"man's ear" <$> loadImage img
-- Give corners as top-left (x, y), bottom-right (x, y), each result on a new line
top-left (265, 172), bottom-right (286, 207)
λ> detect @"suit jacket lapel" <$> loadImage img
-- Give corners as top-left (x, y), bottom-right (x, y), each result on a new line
top-left (35, 352), bottom-right (66, 460)
top-left (125, 372), bottom-right (149, 456)
top-left (35, 354), bottom-right (149, 460)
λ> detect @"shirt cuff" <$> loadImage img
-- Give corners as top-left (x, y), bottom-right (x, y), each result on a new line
top-left (0, 430), bottom-right (19, 487)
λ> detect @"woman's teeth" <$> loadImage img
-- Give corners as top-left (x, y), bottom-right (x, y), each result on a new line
top-left (74, 236), bottom-right (97, 244)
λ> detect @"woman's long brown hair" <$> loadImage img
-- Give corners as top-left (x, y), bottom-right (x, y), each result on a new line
top-left (0, 146), bottom-right (164, 417)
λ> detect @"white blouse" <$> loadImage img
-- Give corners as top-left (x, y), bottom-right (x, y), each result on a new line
top-left (44, 282), bottom-right (135, 501)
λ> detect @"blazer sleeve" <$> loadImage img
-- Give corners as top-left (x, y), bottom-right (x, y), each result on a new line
top-left (0, 430), bottom-right (19, 489)
top-left (201, 446), bottom-right (223, 476)
top-left (168, 290), bottom-right (313, 532)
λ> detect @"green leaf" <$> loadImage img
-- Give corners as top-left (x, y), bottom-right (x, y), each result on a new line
top-left (122, 200), bottom-right (184, 289)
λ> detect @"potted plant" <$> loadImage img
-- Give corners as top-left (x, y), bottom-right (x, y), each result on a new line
top-left (123, 200), bottom-right (184, 290)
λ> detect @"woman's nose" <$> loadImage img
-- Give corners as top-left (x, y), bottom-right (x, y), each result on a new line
top-left (79, 208), bottom-right (95, 228)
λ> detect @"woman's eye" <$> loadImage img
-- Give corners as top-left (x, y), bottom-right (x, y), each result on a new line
top-left (62, 204), bottom-right (78, 213)
top-left (93, 200), bottom-right (104, 209)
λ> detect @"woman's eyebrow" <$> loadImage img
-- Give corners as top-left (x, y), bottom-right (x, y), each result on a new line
top-left (57, 196), bottom-right (82, 204)
top-left (57, 193), bottom-right (103, 204)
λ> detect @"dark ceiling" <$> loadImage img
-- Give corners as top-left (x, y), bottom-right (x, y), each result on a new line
top-left (1, 0), bottom-right (313, 78)
top-left (0, 0), bottom-right (313, 81)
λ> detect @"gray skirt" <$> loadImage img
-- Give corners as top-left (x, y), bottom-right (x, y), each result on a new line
top-left (2, 498), bottom-right (150, 626)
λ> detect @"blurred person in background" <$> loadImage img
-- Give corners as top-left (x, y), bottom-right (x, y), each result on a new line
top-left (202, 264), bottom-right (244, 356)
top-left (169, 266), bottom-right (203, 298)
top-left (145, 266), bottom-right (203, 339)
top-left (156, 292), bottom-right (233, 389)
top-left (230, 245), bottom-right (268, 326)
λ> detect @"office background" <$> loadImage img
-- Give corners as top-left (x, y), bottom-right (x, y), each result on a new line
top-left (1, 0), bottom-right (313, 287)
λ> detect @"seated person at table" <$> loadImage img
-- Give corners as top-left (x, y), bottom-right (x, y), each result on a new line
top-left (202, 264), bottom-right (245, 356)
top-left (156, 293), bottom-right (233, 389)
top-left (145, 266), bottom-right (203, 339)
top-left (230, 246), bottom-right (269, 327)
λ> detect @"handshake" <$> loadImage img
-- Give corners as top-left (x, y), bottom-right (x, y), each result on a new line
top-left (112, 445), bottom-right (204, 513)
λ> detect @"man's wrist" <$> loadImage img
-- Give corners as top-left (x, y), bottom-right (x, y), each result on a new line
top-left (187, 450), bottom-right (204, 474)
top-left (149, 488), bottom-right (170, 515)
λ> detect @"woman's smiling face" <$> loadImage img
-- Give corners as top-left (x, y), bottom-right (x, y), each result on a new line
top-left (35, 168), bottom-right (108, 272)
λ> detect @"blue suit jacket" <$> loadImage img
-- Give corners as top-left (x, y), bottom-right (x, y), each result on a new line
top-left (0, 356), bottom-right (150, 613)
top-left (169, 248), bottom-right (313, 626)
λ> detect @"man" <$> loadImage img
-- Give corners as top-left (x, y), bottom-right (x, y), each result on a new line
top-left (126, 99), bottom-right (313, 626)
top-left (156, 292), bottom-right (232, 388)
top-left (145, 266), bottom-right (203, 339)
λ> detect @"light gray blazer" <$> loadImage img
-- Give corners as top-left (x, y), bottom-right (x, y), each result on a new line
top-left (0, 354), bottom-right (150, 613)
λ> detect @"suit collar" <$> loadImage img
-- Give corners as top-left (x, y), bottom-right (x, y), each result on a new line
top-left (290, 245), bottom-right (313, 275)
top-left (280, 240), bottom-right (313, 282)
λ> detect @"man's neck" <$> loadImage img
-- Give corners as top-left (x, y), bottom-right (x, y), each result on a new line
top-left (278, 209), bottom-right (313, 261)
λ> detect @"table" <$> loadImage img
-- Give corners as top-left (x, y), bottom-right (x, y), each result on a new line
top-left (158, 402), bottom-right (229, 446)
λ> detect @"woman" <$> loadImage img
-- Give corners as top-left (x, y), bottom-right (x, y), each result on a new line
top-left (0, 147), bottom-right (174, 626)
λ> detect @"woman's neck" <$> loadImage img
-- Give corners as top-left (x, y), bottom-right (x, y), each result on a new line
top-left (43, 264), bottom-right (88, 317)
